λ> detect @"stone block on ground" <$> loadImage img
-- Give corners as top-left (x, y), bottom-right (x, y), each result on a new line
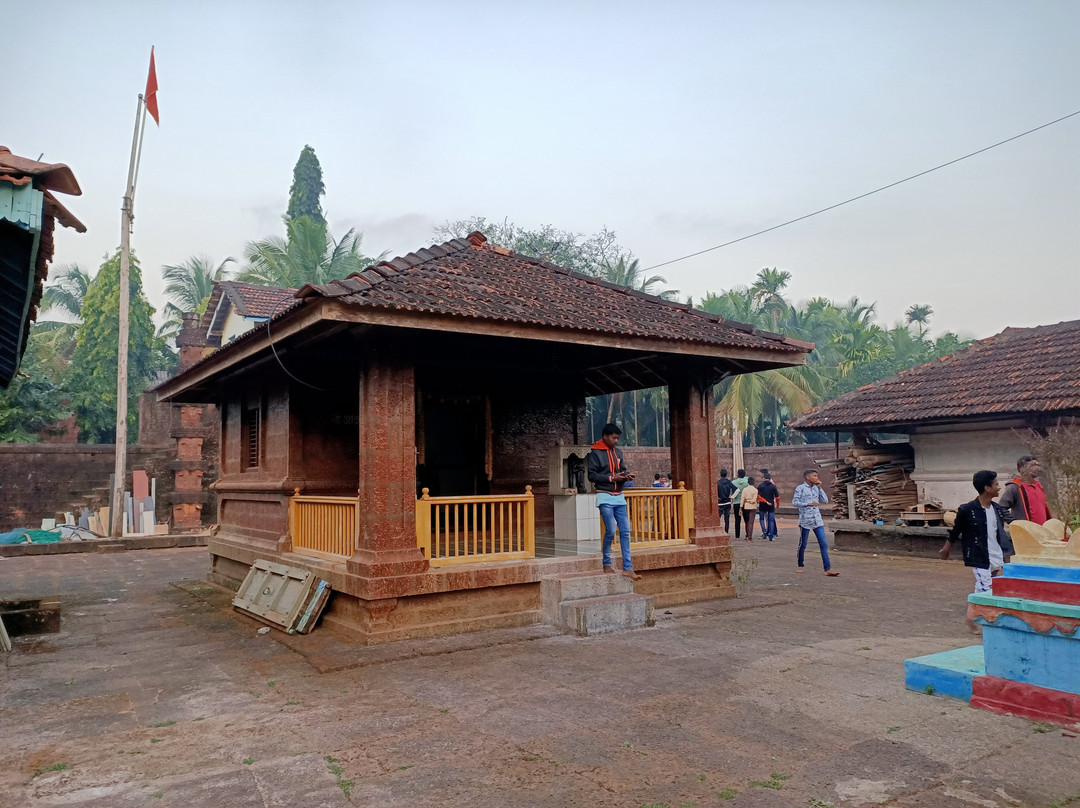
top-left (558, 592), bottom-right (655, 636)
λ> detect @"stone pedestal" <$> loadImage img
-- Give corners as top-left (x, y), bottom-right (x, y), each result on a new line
top-left (553, 493), bottom-right (601, 542)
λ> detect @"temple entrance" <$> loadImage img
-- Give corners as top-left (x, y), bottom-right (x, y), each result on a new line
top-left (417, 393), bottom-right (490, 497)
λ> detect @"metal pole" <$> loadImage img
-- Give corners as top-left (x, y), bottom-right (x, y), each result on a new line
top-left (111, 94), bottom-right (146, 537)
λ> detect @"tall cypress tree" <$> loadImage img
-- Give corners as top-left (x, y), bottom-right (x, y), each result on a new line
top-left (285, 145), bottom-right (326, 228)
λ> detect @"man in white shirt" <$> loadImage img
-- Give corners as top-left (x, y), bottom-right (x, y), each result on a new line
top-left (939, 470), bottom-right (1014, 633)
top-left (792, 469), bottom-right (838, 576)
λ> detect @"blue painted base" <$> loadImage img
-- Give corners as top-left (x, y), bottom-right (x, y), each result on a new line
top-left (1003, 564), bottom-right (1080, 585)
top-left (979, 613), bottom-right (1080, 696)
top-left (904, 645), bottom-right (984, 702)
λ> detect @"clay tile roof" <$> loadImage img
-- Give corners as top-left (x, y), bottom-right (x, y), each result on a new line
top-left (790, 319), bottom-right (1080, 430)
top-left (0, 146), bottom-right (81, 196)
top-left (219, 281), bottom-right (298, 318)
top-left (296, 232), bottom-right (812, 355)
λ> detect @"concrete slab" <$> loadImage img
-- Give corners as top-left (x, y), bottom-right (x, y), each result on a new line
top-left (904, 644), bottom-right (985, 701)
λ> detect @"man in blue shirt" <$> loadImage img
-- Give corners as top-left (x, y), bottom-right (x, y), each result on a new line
top-left (792, 469), bottom-right (839, 576)
top-left (587, 423), bottom-right (641, 580)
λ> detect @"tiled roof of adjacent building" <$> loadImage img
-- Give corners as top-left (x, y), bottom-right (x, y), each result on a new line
top-left (219, 281), bottom-right (298, 318)
top-left (200, 280), bottom-right (298, 336)
top-left (790, 319), bottom-right (1080, 431)
top-left (297, 232), bottom-right (811, 355)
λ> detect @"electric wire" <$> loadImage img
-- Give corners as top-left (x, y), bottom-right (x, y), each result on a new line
top-left (642, 109), bottom-right (1080, 272)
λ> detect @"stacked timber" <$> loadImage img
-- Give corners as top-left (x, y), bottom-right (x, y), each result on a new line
top-left (826, 440), bottom-right (917, 523)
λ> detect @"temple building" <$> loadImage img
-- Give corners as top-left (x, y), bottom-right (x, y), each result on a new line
top-left (155, 232), bottom-right (811, 643)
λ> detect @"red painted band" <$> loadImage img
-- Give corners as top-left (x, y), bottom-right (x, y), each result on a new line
top-left (993, 577), bottom-right (1080, 606)
top-left (971, 675), bottom-right (1080, 727)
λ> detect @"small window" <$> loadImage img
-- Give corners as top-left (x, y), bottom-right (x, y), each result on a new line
top-left (242, 406), bottom-right (261, 469)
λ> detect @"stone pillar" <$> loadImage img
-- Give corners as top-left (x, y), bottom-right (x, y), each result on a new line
top-left (669, 377), bottom-right (726, 546)
top-left (347, 348), bottom-right (429, 580)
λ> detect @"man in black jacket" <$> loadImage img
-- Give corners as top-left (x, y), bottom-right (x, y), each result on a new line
top-left (939, 469), bottom-right (1015, 634)
top-left (756, 472), bottom-right (780, 541)
top-left (717, 469), bottom-right (736, 534)
top-left (588, 423), bottom-right (641, 580)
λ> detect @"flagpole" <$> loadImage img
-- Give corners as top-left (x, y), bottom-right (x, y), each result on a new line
top-left (110, 93), bottom-right (147, 537)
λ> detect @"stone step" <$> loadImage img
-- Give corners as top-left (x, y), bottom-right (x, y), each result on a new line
top-left (540, 571), bottom-right (635, 626)
top-left (558, 593), bottom-right (655, 636)
top-left (543, 570), bottom-right (634, 602)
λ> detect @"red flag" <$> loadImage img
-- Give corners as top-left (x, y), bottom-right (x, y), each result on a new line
top-left (144, 47), bottom-right (159, 125)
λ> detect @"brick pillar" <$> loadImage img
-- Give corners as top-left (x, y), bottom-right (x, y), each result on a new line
top-left (347, 348), bottom-right (429, 579)
top-left (169, 312), bottom-right (217, 532)
top-left (669, 377), bottom-right (726, 546)
top-left (177, 312), bottom-right (205, 370)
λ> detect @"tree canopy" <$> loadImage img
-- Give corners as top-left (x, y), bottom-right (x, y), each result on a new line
top-left (433, 217), bottom-right (634, 276)
top-left (239, 216), bottom-right (383, 288)
top-left (66, 251), bottom-right (173, 443)
top-left (286, 145), bottom-right (326, 228)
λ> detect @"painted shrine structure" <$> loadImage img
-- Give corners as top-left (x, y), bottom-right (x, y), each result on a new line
top-left (154, 232), bottom-right (811, 644)
top-left (906, 521), bottom-right (1080, 726)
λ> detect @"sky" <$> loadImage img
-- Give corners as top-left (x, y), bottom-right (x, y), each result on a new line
top-left (7, 0), bottom-right (1079, 339)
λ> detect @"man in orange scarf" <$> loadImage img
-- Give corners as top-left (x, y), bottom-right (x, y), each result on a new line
top-left (587, 423), bottom-right (641, 580)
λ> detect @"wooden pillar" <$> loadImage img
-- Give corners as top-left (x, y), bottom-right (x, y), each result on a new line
top-left (669, 377), bottom-right (726, 546)
top-left (348, 347), bottom-right (429, 579)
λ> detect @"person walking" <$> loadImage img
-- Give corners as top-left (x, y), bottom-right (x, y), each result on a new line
top-left (717, 469), bottom-right (736, 535)
top-left (756, 472), bottom-right (780, 541)
top-left (587, 423), bottom-right (642, 580)
top-left (739, 476), bottom-right (759, 541)
top-left (793, 469), bottom-right (838, 576)
top-left (998, 455), bottom-right (1053, 525)
top-left (939, 470), bottom-right (1014, 634)
top-left (731, 468), bottom-right (749, 539)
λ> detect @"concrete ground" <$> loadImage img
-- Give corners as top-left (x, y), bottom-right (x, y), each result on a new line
top-left (2, 529), bottom-right (1079, 808)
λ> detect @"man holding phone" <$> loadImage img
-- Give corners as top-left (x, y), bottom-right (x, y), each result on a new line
top-left (588, 423), bottom-right (642, 580)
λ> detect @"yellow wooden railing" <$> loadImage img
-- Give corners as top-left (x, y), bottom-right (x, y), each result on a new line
top-left (416, 487), bottom-right (536, 566)
top-left (288, 489), bottom-right (356, 561)
top-left (623, 483), bottom-right (694, 547)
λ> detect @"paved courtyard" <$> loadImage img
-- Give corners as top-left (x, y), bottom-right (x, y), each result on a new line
top-left (2, 535), bottom-right (1078, 808)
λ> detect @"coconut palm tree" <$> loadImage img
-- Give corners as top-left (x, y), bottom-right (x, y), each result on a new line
top-left (698, 288), bottom-right (762, 326)
top-left (160, 255), bottom-right (236, 337)
top-left (600, 258), bottom-right (679, 300)
top-left (904, 303), bottom-right (934, 338)
top-left (240, 216), bottom-right (384, 289)
top-left (750, 267), bottom-right (791, 330)
top-left (40, 264), bottom-right (93, 321)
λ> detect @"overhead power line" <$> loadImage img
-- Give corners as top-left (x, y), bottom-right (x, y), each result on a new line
top-left (643, 109), bottom-right (1080, 272)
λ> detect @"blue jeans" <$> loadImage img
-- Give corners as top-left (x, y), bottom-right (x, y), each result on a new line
top-left (798, 525), bottom-right (831, 571)
top-left (758, 510), bottom-right (777, 539)
top-left (598, 503), bottom-right (633, 571)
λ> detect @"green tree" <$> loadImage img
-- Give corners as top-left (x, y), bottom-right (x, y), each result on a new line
top-left (750, 267), bottom-right (791, 330)
top-left (0, 325), bottom-right (73, 442)
top-left (600, 257), bottom-right (679, 300)
top-left (698, 287), bottom-right (759, 324)
top-left (240, 216), bottom-right (383, 288)
top-left (286, 145), bottom-right (326, 229)
top-left (160, 255), bottom-right (235, 337)
top-left (905, 303), bottom-right (934, 338)
top-left (66, 251), bottom-right (171, 443)
top-left (41, 263), bottom-right (93, 321)
top-left (433, 217), bottom-right (633, 276)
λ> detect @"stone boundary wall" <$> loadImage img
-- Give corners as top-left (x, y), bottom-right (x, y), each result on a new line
top-left (0, 444), bottom-right (174, 532)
